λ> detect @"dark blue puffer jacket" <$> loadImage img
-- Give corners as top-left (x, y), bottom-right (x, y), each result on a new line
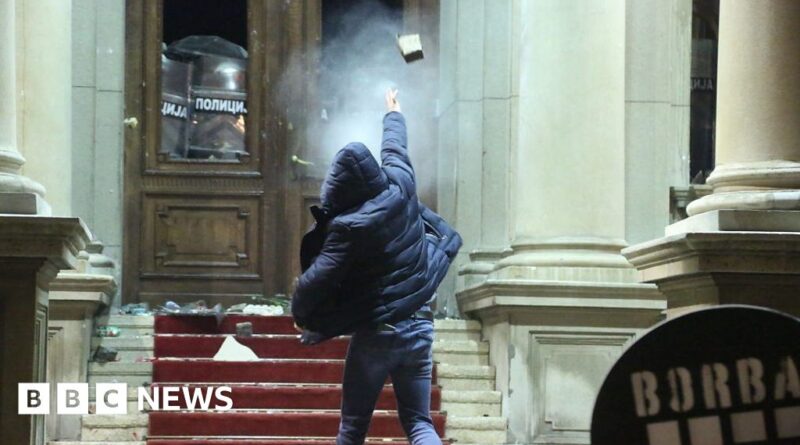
top-left (291, 112), bottom-right (462, 342)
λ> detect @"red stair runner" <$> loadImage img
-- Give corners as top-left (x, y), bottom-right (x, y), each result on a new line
top-left (147, 314), bottom-right (446, 444)
top-left (154, 335), bottom-right (350, 359)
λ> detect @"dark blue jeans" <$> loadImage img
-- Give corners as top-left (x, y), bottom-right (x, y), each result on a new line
top-left (336, 311), bottom-right (441, 445)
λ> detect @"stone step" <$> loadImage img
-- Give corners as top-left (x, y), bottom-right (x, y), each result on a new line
top-left (96, 314), bottom-right (155, 336)
top-left (434, 330), bottom-right (482, 342)
top-left (441, 390), bottom-right (502, 416)
top-left (436, 364), bottom-right (496, 391)
top-left (80, 413), bottom-right (148, 442)
top-left (434, 319), bottom-right (482, 331)
top-left (91, 336), bottom-right (154, 349)
top-left (51, 442), bottom-right (145, 445)
top-left (88, 362), bottom-right (152, 387)
top-left (442, 390), bottom-right (501, 404)
top-left (91, 336), bottom-right (154, 361)
top-left (445, 416), bottom-right (507, 444)
top-left (433, 340), bottom-right (489, 365)
top-left (441, 400), bottom-right (501, 417)
top-left (434, 340), bottom-right (488, 353)
top-left (434, 319), bottom-right (483, 342)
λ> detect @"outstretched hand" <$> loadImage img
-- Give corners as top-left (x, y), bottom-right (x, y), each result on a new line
top-left (385, 88), bottom-right (401, 113)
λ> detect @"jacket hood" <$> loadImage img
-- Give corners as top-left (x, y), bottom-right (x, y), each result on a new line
top-left (321, 142), bottom-right (388, 215)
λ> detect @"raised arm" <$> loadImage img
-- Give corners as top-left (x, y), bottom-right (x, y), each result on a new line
top-left (381, 89), bottom-right (416, 197)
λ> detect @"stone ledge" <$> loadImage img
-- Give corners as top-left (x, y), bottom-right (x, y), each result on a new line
top-left (623, 231), bottom-right (800, 280)
top-left (667, 209), bottom-right (800, 235)
top-left (457, 279), bottom-right (665, 321)
top-left (51, 272), bottom-right (116, 294)
top-left (0, 215), bottom-right (91, 269)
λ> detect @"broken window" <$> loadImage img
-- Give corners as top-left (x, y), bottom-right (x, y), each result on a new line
top-left (160, 0), bottom-right (248, 161)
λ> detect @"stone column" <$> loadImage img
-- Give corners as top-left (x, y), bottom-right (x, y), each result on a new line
top-left (16, 0), bottom-right (73, 216)
top-left (624, 0), bottom-right (800, 316)
top-left (453, 1), bottom-right (665, 443)
top-left (493, 0), bottom-right (631, 281)
top-left (0, 0), bottom-right (49, 215)
top-left (687, 0), bottom-right (800, 216)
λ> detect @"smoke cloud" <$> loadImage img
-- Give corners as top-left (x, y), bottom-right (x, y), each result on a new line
top-left (277, 0), bottom-right (438, 202)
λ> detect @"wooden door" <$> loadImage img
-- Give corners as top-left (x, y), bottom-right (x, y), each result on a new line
top-left (123, 0), bottom-right (438, 307)
top-left (123, 0), bottom-right (322, 306)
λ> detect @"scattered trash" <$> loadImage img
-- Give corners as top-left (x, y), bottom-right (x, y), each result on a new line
top-left (213, 336), bottom-right (259, 361)
top-left (159, 301), bottom-right (182, 314)
top-left (226, 303), bottom-right (248, 313)
top-left (242, 304), bottom-right (284, 316)
top-left (95, 325), bottom-right (121, 338)
top-left (118, 302), bottom-right (151, 315)
top-left (92, 346), bottom-right (119, 363)
top-left (156, 300), bottom-right (223, 316)
top-left (236, 321), bottom-right (253, 337)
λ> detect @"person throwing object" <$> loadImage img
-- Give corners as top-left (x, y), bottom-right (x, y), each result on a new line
top-left (291, 88), bottom-right (462, 445)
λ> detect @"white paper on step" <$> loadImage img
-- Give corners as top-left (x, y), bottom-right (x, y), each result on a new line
top-left (212, 336), bottom-right (259, 361)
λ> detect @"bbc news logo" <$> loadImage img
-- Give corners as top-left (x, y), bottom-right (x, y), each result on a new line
top-left (18, 383), bottom-right (232, 414)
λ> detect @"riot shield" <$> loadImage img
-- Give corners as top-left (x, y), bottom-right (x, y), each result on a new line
top-left (164, 36), bottom-right (248, 161)
top-left (160, 54), bottom-right (192, 158)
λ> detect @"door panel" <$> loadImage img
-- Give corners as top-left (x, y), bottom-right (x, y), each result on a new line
top-left (143, 196), bottom-right (260, 274)
top-left (124, 0), bottom-right (296, 307)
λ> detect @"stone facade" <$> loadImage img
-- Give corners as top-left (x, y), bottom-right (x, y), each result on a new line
top-left (69, 0), bottom-right (126, 307)
top-left (2, 0), bottom-right (798, 444)
top-left (0, 2), bottom-right (122, 444)
top-left (624, 0), bottom-right (800, 318)
top-left (437, 0), bottom-right (692, 443)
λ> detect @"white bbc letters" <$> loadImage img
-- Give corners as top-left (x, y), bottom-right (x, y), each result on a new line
top-left (162, 386), bottom-right (181, 411)
top-left (57, 383), bottom-right (88, 414)
top-left (95, 383), bottom-right (128, 414)
top-left (18, 383), bottom-right (49, 414)
top-left (19, 383), bottom-right (235, 414)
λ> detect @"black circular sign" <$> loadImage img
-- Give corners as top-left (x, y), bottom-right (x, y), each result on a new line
top-left (592, 305), bottom-right (800, 445)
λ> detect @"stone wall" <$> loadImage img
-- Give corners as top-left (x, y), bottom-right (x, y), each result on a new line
top-left (70, 0), bottom-right (126, 307)
top-left (437, 0), bottom-right (516, 317)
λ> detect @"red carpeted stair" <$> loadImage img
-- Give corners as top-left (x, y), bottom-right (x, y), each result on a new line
top-left (147, 314), bottom-right (447, 444)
